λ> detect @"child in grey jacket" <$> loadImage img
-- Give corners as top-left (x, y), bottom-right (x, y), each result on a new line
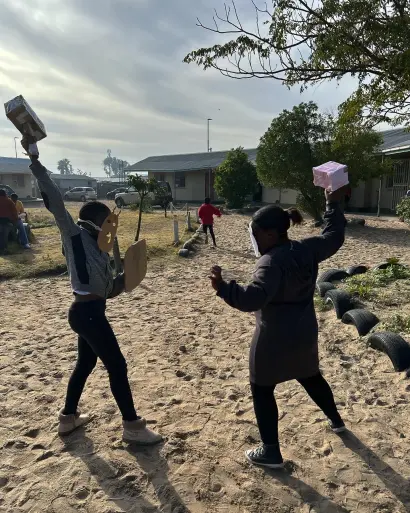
top-left (22, 136), bottom-right (161, 445)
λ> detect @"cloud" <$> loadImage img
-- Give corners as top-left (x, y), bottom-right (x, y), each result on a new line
top-left (0, 0), bottom-right (356, 175)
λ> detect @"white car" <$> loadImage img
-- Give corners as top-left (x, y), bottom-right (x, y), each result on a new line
top-left (64, 187), bottom-right (97, 202)
top-left (115, 182), bottom-right (172, 208)
top-left (114, 187), bottom-right (139, 207)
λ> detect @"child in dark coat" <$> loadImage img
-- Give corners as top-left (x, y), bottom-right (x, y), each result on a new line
top-left (210, 186), bottom-right (347, 468)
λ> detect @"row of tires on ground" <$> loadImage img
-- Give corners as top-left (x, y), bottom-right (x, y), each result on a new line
top-left (178, 226), bottom-right (204, 258)
top-left (316, 263), bottom-right (410, 376)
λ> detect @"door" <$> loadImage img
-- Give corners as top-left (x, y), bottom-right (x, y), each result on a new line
top-left (391, 159), bottom-right (410, 211)
top-left (204, 169), bottom-right (214, 201)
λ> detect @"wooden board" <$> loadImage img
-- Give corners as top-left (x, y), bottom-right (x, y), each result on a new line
top-left (124, 239), bottom-right (147, 292)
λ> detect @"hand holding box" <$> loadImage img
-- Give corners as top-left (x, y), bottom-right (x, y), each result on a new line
top-left (4, 95), bottom-right (46, 142)
top-left (313, 161), bottom-right (349, 192)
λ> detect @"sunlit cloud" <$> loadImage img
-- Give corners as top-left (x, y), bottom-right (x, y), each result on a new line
top-left (0, 0), bottom-right (355, 175)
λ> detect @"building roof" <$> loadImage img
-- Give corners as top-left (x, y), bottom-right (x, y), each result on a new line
top-left (0, 157), bottom-right (31, 174)
top-left (128, 128), bottom-right (410, 172)
top-left (127, 148), bottom-right (257, 173)
top-left (379, 128), bottom-right (410, 153)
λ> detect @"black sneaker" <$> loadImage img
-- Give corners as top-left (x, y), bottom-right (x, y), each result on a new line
top-left (245, 444), bottom-right (284, 469)
top-left (328, 418), bottom-right (347, 434)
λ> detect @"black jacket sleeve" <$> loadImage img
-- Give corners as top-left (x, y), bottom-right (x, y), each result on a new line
top-left (301, 202), bottom-right (346, 263)
top-left (217, 256), bottom-right (282, 312)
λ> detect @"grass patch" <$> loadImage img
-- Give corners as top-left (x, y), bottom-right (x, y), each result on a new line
top-left (314, 296), bottom-right (332, 312)
top-left (376, 314), bottom-right (410, 336)
top-left (343, 264), bottom-right (410, 301)
top-left (0, 204), bottom-right (190, 280)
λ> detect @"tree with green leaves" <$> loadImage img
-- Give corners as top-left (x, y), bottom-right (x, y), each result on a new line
top-left (57, 158), bottom-right (73, 175)
top-left (127, 175), bottom-right (162, 241)
top-left (103, 150), bottom-right (130, 178)
top-left (257, 102), bottom-right (390, 221)
top-left (214, 147), bottom-right (258, 208)
top-left (155, 183), bottom-right (173, 217)
top-left (184, 0), bottom-right (410, 127)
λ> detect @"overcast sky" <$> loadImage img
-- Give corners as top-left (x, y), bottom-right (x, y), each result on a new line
top-left (0, 0), bottom-right (358, 176)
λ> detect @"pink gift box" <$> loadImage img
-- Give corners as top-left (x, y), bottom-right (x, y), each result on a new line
top-left (313, 161), bottom-right (349, 192)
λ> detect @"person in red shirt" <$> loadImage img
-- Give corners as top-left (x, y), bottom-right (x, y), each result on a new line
top-left (198, 197), bottom-right (221, 247)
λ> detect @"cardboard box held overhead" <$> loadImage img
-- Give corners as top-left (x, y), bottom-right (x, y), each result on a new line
top-left (4, 95), bottom-right (47, 142)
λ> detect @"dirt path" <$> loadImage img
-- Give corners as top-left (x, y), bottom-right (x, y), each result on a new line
top-left (0, 214), bottom-right (409, 513)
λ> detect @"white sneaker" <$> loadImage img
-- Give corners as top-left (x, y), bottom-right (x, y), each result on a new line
top-left (122, 418), bottom-right (163, 445)
top-left (58, 409), bottom-right (91, 435)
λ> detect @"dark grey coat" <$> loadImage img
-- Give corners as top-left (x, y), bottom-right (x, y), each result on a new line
top-left (217, 204), bottom-right (346, 386)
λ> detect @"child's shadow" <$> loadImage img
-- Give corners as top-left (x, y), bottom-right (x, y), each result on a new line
top-left (64, 434), bottom-right (190, 513)
top-left (264, 464), bottom-right (350, 513)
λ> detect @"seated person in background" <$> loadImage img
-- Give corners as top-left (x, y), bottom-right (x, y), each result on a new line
top-left (11, 193), bottom-right (27, 220)
top-left (10, 193), bottom-right (30, 249)
top-left (0, 189), bottom-right (18, 223)
top-left (0, 189), bottom-right (18, 251)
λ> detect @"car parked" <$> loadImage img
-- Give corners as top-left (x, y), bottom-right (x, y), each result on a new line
top-left (106, 187), bottom-right (127, 200)
top-left (0, 184), bottom-right (16, 197)
top-left (64, 187), bottom-right (97, 202)
top-left (115, 181), bottom-right (172, 208)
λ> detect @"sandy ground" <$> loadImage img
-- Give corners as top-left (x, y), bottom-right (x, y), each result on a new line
top-left (0, 214), bottom-right (409, 513)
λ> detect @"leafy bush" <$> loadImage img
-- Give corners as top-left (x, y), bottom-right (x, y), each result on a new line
top-left (214, 147), bottom-right (258, 209)
top-left (296, 189), bottom-right (325, 222)
top-left (396, 197), bottom-right (410, 223)
top-left (344, 262), bottom-right (410, 299)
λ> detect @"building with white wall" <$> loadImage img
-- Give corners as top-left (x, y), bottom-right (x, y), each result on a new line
top-left (127, 128), bottom-right (410, 212)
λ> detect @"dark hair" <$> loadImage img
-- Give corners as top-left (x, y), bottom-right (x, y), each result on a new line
top-left (252, 205), bottom-right (303, 235)
top-left (10, 193), bottom-right (18, 201)
top-left (79, 201), bottom-right (110, 225)
top-left (0, 189), bottom-right (6, 197)
top-left (204, 197), bottom-right (211, 204)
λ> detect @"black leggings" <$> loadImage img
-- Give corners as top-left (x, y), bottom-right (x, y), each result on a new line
top-left (63, 300), bottom-right (138, 421)
top-left (251, 373), bottom-right (341, 446)
top-left (203, 224), bottom-right (216, 245)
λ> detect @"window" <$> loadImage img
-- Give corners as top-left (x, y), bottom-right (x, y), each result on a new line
top-left (385, 175), bottom-right (393, 189)
top-left (175, 172), bottom-right (186, 188)
top-left (12, 174), bottom-right (25, 188)
top-left (158, 174), bottom-right (165, 182)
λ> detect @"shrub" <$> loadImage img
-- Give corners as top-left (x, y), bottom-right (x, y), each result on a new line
top-left (396, 197), bottom-right (410, 223)
top-left (214, 147), bottom-right (258, 209)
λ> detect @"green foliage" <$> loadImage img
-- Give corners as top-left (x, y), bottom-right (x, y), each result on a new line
top-left (314, 296), bottom-right (332, 312)
top-left (396, 197), bottom-right (410, 223)
top-left (57, 158), bottom-right (73, 175)
top-left (256, 102), bottom-right (391, 220)
top-left (377, 314), bottom-right (410, 335)
top-left (155, 183), bottom-right (173, 217)
top-left (103, 150), bottom-right (129, 178)
top-left (127, 175), bottom-right (163, 241)
top-left (184, 1), bottom-right (410, 126)
top-left (344, 262), bottom-right (410, 299)
top-left (214, 147), bottom-right (258, 208)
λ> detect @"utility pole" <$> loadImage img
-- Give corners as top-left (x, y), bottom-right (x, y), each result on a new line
top-left (14, 137), bottom-right (18, 158)
top-left (207, 118), bottom-right (212, 199)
